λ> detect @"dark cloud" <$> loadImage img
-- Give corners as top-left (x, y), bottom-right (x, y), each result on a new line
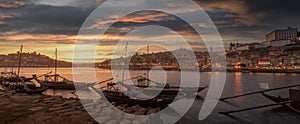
top-left (196, 0), bottom-right (300, 42)
top-left (103, 10), bottom-right (199, 39)
top-left (1, 0), bottom-right (299, 45)
top-left (0, 4), bottom-right (94, 35)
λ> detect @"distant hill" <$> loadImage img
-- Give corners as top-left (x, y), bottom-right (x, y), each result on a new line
top-left (0, 52), bottom-right (72, 67)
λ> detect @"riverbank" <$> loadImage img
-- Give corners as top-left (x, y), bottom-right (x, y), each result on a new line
top-left (0, 90), bottom-right (96, 124)
top-left (0, 89), bottom-right (162, 124)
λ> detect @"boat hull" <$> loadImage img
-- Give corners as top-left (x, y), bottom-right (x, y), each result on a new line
top-left (262, 92), bottom-right (300, 114)
top-left (92, 87), bottom-right (180, 108)
top-left (136, 85), bottom-right (207, 95)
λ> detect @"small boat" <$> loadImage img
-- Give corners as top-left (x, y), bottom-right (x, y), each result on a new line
top-left (0, 72), bottom-right (33, 84)
top-left (91, 82), bottom-right (184, 108)
top-left (36, 48), bottom-right (86, 90)
top-left (0, 45), bottom-right (34, 85)
top-left (37, 74), bottom-right (77, 90)
top-left (7, 76), bottom-right (47, 94)
top-left (262, 89), bottom-right (300, 113)
top-left (219, 84), bottom-right (300, 115)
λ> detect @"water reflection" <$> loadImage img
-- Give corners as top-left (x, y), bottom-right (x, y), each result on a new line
top-left (233, 72), bottom-right (244, 103)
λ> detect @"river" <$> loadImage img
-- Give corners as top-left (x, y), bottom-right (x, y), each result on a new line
top-left (3, 67), bottom-right (300, 123)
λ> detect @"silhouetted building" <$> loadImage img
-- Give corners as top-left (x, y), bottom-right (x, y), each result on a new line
top-left (266, 27), bottom-right (297, 47)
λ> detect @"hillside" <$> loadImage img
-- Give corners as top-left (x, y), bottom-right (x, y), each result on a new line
top-left (0, 52), bottom-right (71, 67)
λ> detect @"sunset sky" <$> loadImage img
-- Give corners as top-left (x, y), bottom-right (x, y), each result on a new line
top-left (0, 0), bottom-right (299, 62)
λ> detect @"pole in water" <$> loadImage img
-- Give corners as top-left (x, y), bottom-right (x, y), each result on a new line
top-left (17, 45), bottom-right (23, 76)
top-left (54, 48), bottom-right (57, 83)
top-left (220, 84), bottom-right (300, 101)
top-left (121, 41), bottom-right (128, 91)
top-left (219, 101), bottom-right (291, 115)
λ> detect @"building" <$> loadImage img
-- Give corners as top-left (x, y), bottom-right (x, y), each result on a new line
top-left (265, 27), bottom-right (297, 47)
top-left (229, 42), bottom-right (264, 52)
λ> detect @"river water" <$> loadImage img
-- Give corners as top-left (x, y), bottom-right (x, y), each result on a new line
top-left (3, 67), bottom-right (300, 124)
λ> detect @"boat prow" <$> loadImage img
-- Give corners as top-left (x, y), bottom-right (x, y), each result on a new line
top-left (262, 91), bottom-right (300, 114)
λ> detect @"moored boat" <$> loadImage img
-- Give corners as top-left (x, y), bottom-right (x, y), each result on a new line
top-left (91, 81), bottom-right (185, 108)
top-left (262, 89), bottom-right (300, 113)
top-left (134, 77), bottom-right (207, 95)
top-left (36, 48), bottom-right (86, 90)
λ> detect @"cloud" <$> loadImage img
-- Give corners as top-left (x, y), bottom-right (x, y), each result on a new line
top-left (0, 0), bottom-right (299, 57)
top-left (29, 0), bottom-right (104, 8)
top-left (0, 15), bottom-right (13, 25)
top-left (0, 0), bottom-right (27, 8)
top-left (0, 4), bottom-right (95, 36)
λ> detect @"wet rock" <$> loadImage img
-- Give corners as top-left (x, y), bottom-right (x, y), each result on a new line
top-left (29, 107), bottom-right (44, 112)
top-left (95, 116), bottom-right (112, 124)
top-left (81, 99), bottom-right (94, 104)
top-left (98, 107), bottom-right (114, 116)
top-left (63, 99), bottom-right (77, 105)
top-left (123, 108), bottom-right (135, 114)
top-left (54, 108), bottom-right (74, 114)
top-left (111, 101), bottom-right (118, 105)
top-left (130, 105), bottom-right (143, 112)
top-left (123, 114), bottom-right (136, 120)
top-left (120, 119), bottom-right (132, 124)
top-left (146, 107), bottom-right (160, 115)
top-left (95, 102), bottom-right (109, 108)
top-left (58, 110), bottom-right (83, 116)
top-left (90, 108), bottom-right (103, 117)
top-left (133, 108), bottom-right (147, 115)
top-left (105, 120), bottom-right (118, 124)
top-left (111, 111), bottom-right (124, 120)
top-left (49, 106), bottom-right (65, 111)
top-left (132, 117), bottom-right (150, 124)
top-left (83, 102), bottom-right (96, 108)
top-left (43, 97), bottom-right (55, 101)
top-left (118, 104), bottom-right (128, 108)
top-left (32, 99), bottom-right (41, 103)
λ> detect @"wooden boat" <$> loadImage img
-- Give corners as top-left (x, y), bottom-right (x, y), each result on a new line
top-left (37, 74), bottom-right (76, 90)
top-left (0, 72), bottom-right (33, 84)
top-left (135, 77), bottom-right (207, 95)
top-left (5, 77), bottom-right (47, 94)
top-left (98, 76), bottom-right (207, 96)
top-left (0, 45), bottom-right (46, 94)
top-left (262, 89), bottom-right (300, 113)
top-left (219, 84), bottom-right (300, 115)
top-left (0, 45), bottom-right (34, 84)
top-left (36, 74), bottom-right (88, 90)
top-left (91, 82), bottom-right (184, 108)
top-left (36, 49), bottom-right (85, 90)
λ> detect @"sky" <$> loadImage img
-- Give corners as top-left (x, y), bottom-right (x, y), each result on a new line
top-left (0, 0), bottom-right (300, 62)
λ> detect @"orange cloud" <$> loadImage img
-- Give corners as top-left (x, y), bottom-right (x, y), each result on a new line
top-left (119, 12), bottom-right (174, 23)
top-left (196, 0), bottom-right (263, 26)
top-left (0, 15), bottom-right (14, 25)
top-left (3, 34), bottom-right (75, 42)
top-left (0, 0), bottom-right (26, 8)
top-left (88, 12), bottom-right (175, 29)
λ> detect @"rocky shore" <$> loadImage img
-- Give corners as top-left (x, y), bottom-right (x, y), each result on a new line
top-left (0, 90), bottom-right (96, 124)
top-left (0, 90), bottom-right (162, 124)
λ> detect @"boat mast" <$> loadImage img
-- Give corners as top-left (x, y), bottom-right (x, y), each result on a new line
top-left (54, 48), bottom-right (57, 83)
top-left (121, 41), bottom-right (128, 91)
top-left (17, 45), bottom-right (23, 77)
top-left (11, 53), bottom-right (14, 73)
top-left (146, 44), bottom-right (150, 86)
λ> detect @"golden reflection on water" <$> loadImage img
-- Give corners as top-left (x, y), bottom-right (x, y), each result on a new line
top-left (233, 72), bottom-right (244, 103)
